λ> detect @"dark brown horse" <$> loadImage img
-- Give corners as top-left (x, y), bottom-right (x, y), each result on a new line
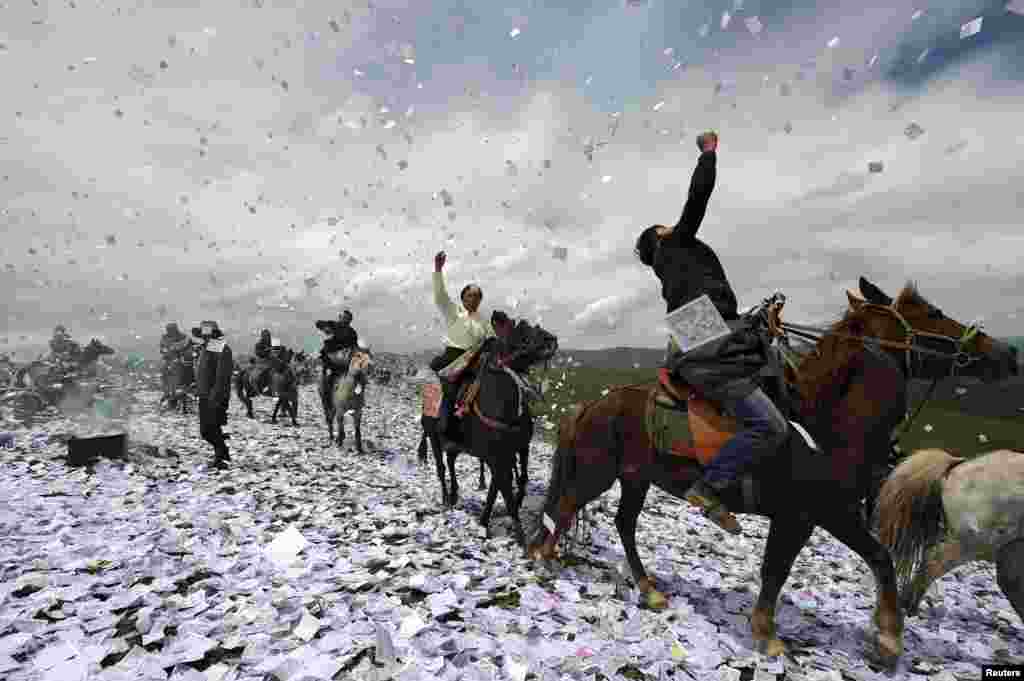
top-left (528, 278), bottom-right (1017, 665)
top-left (423, 321), bottom-right (557, 540)
top-left (234, 350), bottom-right (299, 425)
top-left (417, 387), bottom-right (491, 504)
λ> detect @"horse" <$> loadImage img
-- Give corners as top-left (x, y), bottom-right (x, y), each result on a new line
top-left (14, 338), bottom-right (114, 410)
top-left (527, 278), bottom-right (1017, 665)
top-left (875, 448), bottom-right (1024, 627)
top-left (425, 321), bottom-right (557, 542)
top-left (418, 381), bottom-right (492, 504)
top-left (15, 338), bottom-right (115, 390)
top-left (324, 349), bottom-right (373, 451)
top-left (234, 349), bottom-right (299, 425)
top-left (291, 351), bottom-right (314, 385)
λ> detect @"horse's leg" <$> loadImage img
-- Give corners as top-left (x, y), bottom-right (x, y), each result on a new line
top-left (290, 394), bottom-right (298, 426)
top-left (492, 458), bottom-right (526, 546)
top-left (428, 424), bottom-right (449, 507)
top-left (750, 515), bottom-right (815, 657)
top-left (996, 539), bottom-right (1024, 624)
top-left (478, 459), bottom-right (486, 491)
top-left (447, 451), bottom-right (460, 507)
top-left (616, 478), bottom-right (667, 609)
top-left (903, 537), bottom-right (970, 616)
top-left (354, 410), bottom-right (363, 454)
top-left (271, 398), bottom-right (280, 423)
top-left (417, 428), bottom-right (429, 465)
top-left (515, 443), bottom-right (529, 510)
top-left (479, 464), bottom-right (501, 528)
top-left (816, 508), bottom-right (904, 665)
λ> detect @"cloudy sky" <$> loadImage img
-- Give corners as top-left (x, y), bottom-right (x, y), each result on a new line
top-left (2, 0), bottom-right (1023, 356)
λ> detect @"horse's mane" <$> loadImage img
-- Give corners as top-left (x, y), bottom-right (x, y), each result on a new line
top-left (792, 281), bottom-right (918, 413)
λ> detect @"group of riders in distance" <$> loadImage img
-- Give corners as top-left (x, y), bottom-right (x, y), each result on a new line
top-left (3, 131), bottom-right (1020, 665)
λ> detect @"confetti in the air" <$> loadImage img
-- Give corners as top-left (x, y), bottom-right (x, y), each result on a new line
top-left (960, 16), bottom-right (983, 39)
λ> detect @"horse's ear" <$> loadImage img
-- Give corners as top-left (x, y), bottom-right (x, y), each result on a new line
top-left (859, 276), bottom-right (892, 306)
top-left (846, 289), bottom-right (865, 308)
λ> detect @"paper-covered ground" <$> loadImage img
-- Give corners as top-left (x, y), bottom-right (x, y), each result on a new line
top-left (1, 375), bottom-right (1021, 681)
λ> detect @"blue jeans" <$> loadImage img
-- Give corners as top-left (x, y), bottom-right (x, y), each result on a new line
top-left (701, 388), bottom-right (788, 490)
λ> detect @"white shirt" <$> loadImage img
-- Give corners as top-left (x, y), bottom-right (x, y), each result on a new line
top-left (433, 271), bottom-right (494, 350)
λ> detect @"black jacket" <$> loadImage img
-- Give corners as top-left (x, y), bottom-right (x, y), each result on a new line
top-left (196, 340), bottom-right (233, 407)
top-left (318, 322), bottom-right (359, 367)
top-left (658, 152), bottom-right (766, 402)
top-left (654, 151), bottom-right (739, 321)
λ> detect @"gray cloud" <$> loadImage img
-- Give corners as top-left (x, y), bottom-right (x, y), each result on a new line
top-left (2, 0), bottom-right (1022, 358)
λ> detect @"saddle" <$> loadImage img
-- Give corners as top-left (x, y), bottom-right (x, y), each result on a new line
top-left (649, 368), bottom-right (817, 466)
top-left (649, 368), bottom-right (740, 465)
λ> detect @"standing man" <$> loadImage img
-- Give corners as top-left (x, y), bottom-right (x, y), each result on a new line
top-left (193, 320), bottom-right (233, 470)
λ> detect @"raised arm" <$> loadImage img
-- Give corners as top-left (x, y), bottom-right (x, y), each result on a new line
top-left (432, 251), bottom-right (460, 324)
top-left (668, 150), bottom-right (717, 242)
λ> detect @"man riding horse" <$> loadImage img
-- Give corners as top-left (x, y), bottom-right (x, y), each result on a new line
top-left (430, 250), bottom-right (496, 453)
top-left (316, 309), bottom-right (359, 412)
top-left (49, 325), bottom-right (81, 365)
top-left (634, 130), bottom-right (787, 535)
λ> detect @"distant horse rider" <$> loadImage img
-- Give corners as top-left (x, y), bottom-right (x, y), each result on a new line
top-left (192, 320), bottom-right (233, 470)
top-left (49, 325), bottom-right (81, 365)
top-left (253, 329), bottom-right (275, 395)
top-left (430, 250), bottom-right (495, 451)
top-left (633, 130), bottom-right (787, 535)
top-left (315, 309), bottom-right (360, 411)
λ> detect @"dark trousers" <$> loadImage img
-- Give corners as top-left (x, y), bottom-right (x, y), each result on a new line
top-left (198, 398), bottom-right (229, 460)
top-left (431, 346), bottom-right (466, 435)
top-left (701, 388), bottom-right (788, 490)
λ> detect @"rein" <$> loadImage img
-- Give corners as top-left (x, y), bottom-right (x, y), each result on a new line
top-left (471, 401), bottom-right (523, 432)
top-left (773, 302), bottom-right (984, 446)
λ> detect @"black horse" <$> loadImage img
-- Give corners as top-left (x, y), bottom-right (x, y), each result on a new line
top-left (421, 320), bottom-right (558, 543)
top-left (234, 349), bottom-right (299, 425)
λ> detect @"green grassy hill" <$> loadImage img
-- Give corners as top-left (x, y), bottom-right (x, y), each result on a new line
top-left (526, 364), bottom-right (1022, 457)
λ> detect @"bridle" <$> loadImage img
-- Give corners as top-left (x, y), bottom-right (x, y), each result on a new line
top-left (761, 293), bottom-right (986, 448)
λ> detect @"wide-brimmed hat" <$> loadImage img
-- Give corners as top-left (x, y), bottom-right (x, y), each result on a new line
top-left (191, 320), bottom-right (224, 338)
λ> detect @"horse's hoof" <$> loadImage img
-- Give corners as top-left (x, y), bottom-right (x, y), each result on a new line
top-left (645, 590), bottom-right (669, 610)
top-left (755, 638), bottom-right (787, 657)
top-left (875, 632), bottom-right (903, 666)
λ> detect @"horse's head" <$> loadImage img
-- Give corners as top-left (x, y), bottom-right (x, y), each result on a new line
top-left (84, 338), bottom-right (115, 357)
top-left (848, 277), bottom-right (1018, 383)
top-left (496, 320), bottom-right (559, 373)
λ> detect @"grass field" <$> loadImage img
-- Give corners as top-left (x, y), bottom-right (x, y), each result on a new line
top-left (526, 366), bottom-right (1022, 458)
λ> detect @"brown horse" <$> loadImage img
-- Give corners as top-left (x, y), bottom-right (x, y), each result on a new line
top-left (528, 278), bottom-right (1016, 664)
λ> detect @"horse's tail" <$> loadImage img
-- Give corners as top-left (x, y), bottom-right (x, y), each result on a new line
top-left (534, 403), bottom-right (586, 541)
top-left (875, 448), bottom-right (965, 597)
